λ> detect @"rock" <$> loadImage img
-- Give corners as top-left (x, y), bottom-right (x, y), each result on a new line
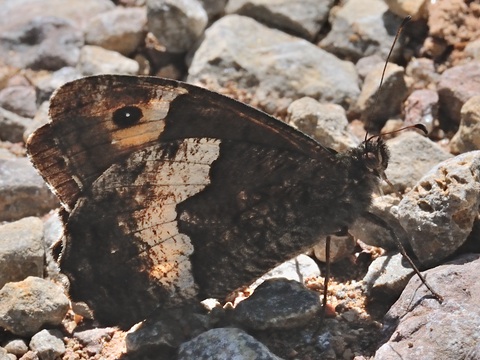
top-left (383, 131), bottom-right (452, 193)
top-left (363, 252), bottom-right (415, 301)
top-left (0, 85), bottom-right (37, 118)
top-left (465, 39), bottom-right (480, 62)
top-left (233, 278), bottom-right (321, 330)
top-left (384, 0), bottom-right (428, 20)
top-left (178, 327), bottom-right (282, 360)
top-left (354, 62), bottom-right (408, 131)
top-left (0, 107), bottom-right (33, 143)
top-left (251, 254), bottom-right (320, 290)
top-left (0, 217), bottom-right (44, 289)
top-left (312, 233), bottom-right (356, 263)
top-left (319, 0), bottom-right (403, 62)
top-left (31, 67), bottom-right (83, 104)
top-left (225, 0), bottom-right (334, 40)
top-left (29, 329), bottom-right (65, 360)
top-left (404, 57), bottom-right (439, 91)
top-left (0, 277), bottom-right (69, 336)
top-left (0, 0), bottom-right (114, 30)
top-left (0, 16), bottom-right (83, 71)
top-left (188, 14), bottom-right (359, 115)
top-left (0, 157), bottom-right (59, 221)
top-left (437, 62), bottom-right (480, 124)
top-left (199, 0), bottom-right (227, 19)
top-left (355, 54), bottom-right (383, 80)
top-left (3, 339), bottom-right (28, 357)
top-left (375, 253), bottom-right (480, 360)
top-left (450, 95), bottom-right (480, 154)
top-left (77, 45), bottom-right (139, 75)
top-left (147, 0), bottom-right (208, 53)
top-left (84, 7), bottom-right (147, 55)
top-left (395, 151), bottom-right (480, 267)
top-left (74, 328), bottom-right (116, 355)
top-left (403, 89), bottom-right (438, 133)
top-left (287, 97), bottom-right (359, 153)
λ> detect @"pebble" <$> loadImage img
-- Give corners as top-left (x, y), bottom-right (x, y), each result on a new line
top-left (0, 108), bottom-right (33, 143)
top-left (384, 0), bottom-right (428, 20)
top-left (188, 14), bottom-right (359, 114)
top-left (0, 277), bottom-right (69, 336)
top-left (29, 329), bottom-right (66, 360)
top-left (3, 339), bottom-right (28, 357)
top-left (403, 89), bottom-right (439, 133)
top-left (77, 45), bottom-right (139, 75)
top-left (0, 217), bottom-right (44, 289)
top-left (0, 85), bottom-right (37, 118)
top-left (0, 157), bottom-right (59, 221)
top-left (375, 253), bottom-right (480, 360)
top-left (450, 95), bottom-right (480, 154)
top-left (396, 151), bottom-right (480, 267)
top-left (287, 97), bottom-right (359, 152)
top-left (225, 0), bottom-right (334, 41)
top-left (178, 327), bottom-right (283, 360)
top-left (233, 278), bottom-right (321, 330)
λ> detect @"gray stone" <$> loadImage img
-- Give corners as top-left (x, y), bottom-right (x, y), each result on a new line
top-left (0, 217), bottom-right (44, 289)
top-left (77, 45), bottom-right (139, 75)
top-left (3, 339), bottom-right (28, 357)
top-left (29, 329), bottom-right (65, 360)
top-left (355, 54), bottom-right (383, 80)
top-left (84, 7), bottom-right (147, 55)
top-left (465, 39), bottom-right (480, 61)
top-left (319, 0), bottom-right (403, 62)
top-left (0, 16), bottom-right (83, 71)
top-left (403, 89), bottom-right (438, 133)
top-left (450, 95), bottom-right (480, 154)
top-left (4, 339), bottom-right (28, 357)
top-left (383, 131), bottom-right (453, 193)
top-left (199, 0), bottom-right (227, 19)
top-left (287, 98), bottom-right (359, 153)
top-left (32, 67), bottom-right (83, 104)
top-left (234, 278), bottom-right (321, 330)
top-left (438, 62), bottom-right (480, 124)
top-left (363, 252), bottom-right (415, 300)
top-left (395, 151), bottom-right (480, 267)
top-left (225, 0), bottom-right (334, 40)
top-left (251, 254), bottom-right (320, 290)
top-left (0, 277), bottom-right (69, 336)
top-left (375, 254), bottom-right (480, 360)
top-left (0, 157), bottom-right (59, 221)
top-left (354, 62), bottom-right (407, 131)
top-left (0, 86), bottom-right (37, 118)
top-left (178, 327), bottom-right (282, 360)
top-left (147, 0), bottom-right (208, 53)
top-left (0, 107), bottom-right (33, 143)
top-left (74, 328), bottom-right (116, 355)
top-left (404, 57), bottom-right (439, 91)
top-left (188, 15), bottom-right (359, 115)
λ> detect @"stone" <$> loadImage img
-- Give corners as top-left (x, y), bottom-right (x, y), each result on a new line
top-left (383, 131), bottom-right (452, 193)
top-left (3, 339), bottom-right (28, 357)
top-left (319, 0), bottom-right (403, 62)
top-left (225, 0), bottom-right (334, 40)
top-left (438, 62), bottom-right (480, 124)
top-left (0, 217), bottom-right (44, 289)
top-left (0, 157), bottom-right (59, 221)
top-left (375, 254), bottom-right (480, 360)
top-left (404, 57), bottom-right (439, 91)
top-left (74, 328), bottom-right (116, 355)
top-left (0, 16), bottom-right (83, 71)
top-left (395, 151), bottom-right (480, 267)
top-left (384, 0), bottom-right (428, 20)
top-left (450, 95), bottom-right (480, 154)
top-left (233, 278), bottom-right (321, 330)
top-left (312, 233), bottom-right (356, 263)
top-left (287, 97), bottom-right (359, 153)
top-left (178, 327), bottom-right (282, 360)
top-left (0, 107), bottom-right (33, 143)
top-left (188, 15), bottom-right (359, 115)
top-left (250, 254), bottom-right (320, 290)
top-left (199, 0), bottom-right (227, 19)
top-left (29, 329), bottom-right (65, 360)
top-left (147, 0), bottom-right (208, 53)
top-left (84, 7), bottom-right (147, 55)
top-left (0, 277), bottom-right (69, 336)
top-left (0, 86), bottom-right (37, 118)
top-left (32, 67), bottom-right (83, 104)
top-left (353, 62), bottom-right (407, 132)
top-left (77, 45), bottom-right (139, 75)
top-left (403, 89), bottom-right (439, 133)
top-left (363, 252), bottom-right (415, 301)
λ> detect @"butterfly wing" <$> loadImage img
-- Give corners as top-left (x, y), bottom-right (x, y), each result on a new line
top-left (27, 75), bottom-right (329, 211)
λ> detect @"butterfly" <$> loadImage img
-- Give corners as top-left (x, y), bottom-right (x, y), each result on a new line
top-left (27, 75), bottom-right (393, 329)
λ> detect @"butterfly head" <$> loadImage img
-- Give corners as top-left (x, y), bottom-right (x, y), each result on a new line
top-left (362, 135), bottom-right (390, 181)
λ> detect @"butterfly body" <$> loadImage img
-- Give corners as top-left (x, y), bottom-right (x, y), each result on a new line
top-left (27, 75), bottom-right (386, 328)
